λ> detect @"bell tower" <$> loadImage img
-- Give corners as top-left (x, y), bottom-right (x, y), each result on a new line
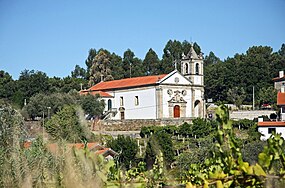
top-left (181, 45), bottom-right (205, 118)
top-left (180, 46), bottom-right (204, 86)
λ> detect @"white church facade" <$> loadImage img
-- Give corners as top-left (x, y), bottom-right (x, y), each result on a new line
top-left (81, 46), bottom-right (205, 120)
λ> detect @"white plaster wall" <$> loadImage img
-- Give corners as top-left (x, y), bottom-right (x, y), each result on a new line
top-left (194, 89), bottom-right (202, 100)
top-left (259, 127), bottom-right (285, 140)
top-left (161, 87), bottom-right (193, 118)
top-left (102, 98), bottom-right (115, 112)
top-left (111, 87), bottom-right (156, 120)
top-left (194, 76), bottom-right (203, 85)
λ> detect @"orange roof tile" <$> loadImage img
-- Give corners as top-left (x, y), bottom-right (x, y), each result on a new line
top-left (258, 121), bottom-right (285, 127)
top-left (273, 76), bottom-right (285, 81)
top-left (88, 74), bottom-right (167, 91)
top-left (95, 148), bottom-right (110, 155)
top-left (80, 90), bottom-right (113, 97)
top-left (277, 92), bottom-right (285, 105)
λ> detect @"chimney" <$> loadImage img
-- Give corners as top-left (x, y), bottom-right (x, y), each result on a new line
top-left (258, 117), bottom-right (263, 122)
top-left (279, 71), bottom-right (284, 78)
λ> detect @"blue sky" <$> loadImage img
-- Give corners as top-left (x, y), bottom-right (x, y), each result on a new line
top-left (0, 0), bottom-right (284, 79)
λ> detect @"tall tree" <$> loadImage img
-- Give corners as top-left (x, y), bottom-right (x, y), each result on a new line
top-left (85, 48), bottom-right (97, 80)
top-left (227, 87), bottom-right (246, 109)
top-left (278, 43), bottom-right (285, 57)
top-left (0, 70), bottom-right (15, 100)
top-left (71, 65), bottom-right (86, 78)
top-left (110, 52), bottom-right (124, 80)
top-left (89, 50), bottom-right (113, 86)
top-left (122, 49), bottom-right (144, 78)
top-left (204, 51), bottom-right (221, 66)
top-left (161, 40), bottom-right (183, 73)
top-left (143, 48), bottom-right (160, 75)
top-left (14, 70), bottom-right (49, 107)
top-left (257, 86), bottom-right (277, 107)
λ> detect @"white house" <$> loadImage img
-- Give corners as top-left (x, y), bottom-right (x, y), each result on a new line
top-left (81, 47), bottom-right (205, 120)
top-left (258, 70), bottom-right (285, 140)
top-left (258, 119), bottom-right (285, 140)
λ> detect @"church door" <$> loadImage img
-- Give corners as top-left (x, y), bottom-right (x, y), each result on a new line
top-left (174, 105), bottom-right (180, 118)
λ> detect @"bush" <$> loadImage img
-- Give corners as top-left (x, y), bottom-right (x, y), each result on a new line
top-left (232, 119), bottom-right (255, 130)
top-left (45, 105), bottom-right (89, 142)
top-left (107, 135), bottom-right (138, 169)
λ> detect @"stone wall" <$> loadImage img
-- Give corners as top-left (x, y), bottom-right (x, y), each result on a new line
top-left (93, 118), bottom-right (193, 131)
top-left (230, 110), bottom-right (276, 120)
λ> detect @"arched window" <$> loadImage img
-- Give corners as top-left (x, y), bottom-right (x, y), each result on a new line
top-left (195, 63), bottom-right (199, 75)
top-left (107, 99), bottom-right (112, 110)
top-left (185, 63), bottom-right (189, 74)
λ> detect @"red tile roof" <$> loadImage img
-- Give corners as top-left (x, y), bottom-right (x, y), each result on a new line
top-left (88, 74), bottom-right (167, 91)
top-left (272, 76), bottom-right (285, 81)
top-left (277, 92), bottom-right (285, 105)
top-left (95, 148), bottom-right (110, 155)
top-left (258, 121), bottom-right (285, 127)
top-left (80, 90), bottom-right (113, 97)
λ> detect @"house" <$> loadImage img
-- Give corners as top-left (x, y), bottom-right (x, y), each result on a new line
top-left (273, 70), bottom-right (285, 91)
top-left (258, 70), bottom-right (285, 140)
top-left (80, 46), bottom-right (205, 120)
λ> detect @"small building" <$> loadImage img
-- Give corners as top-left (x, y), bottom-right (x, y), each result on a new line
top-left (273, 71), bottom-right (285, 91)
top-left (258, 119), bottom-right (285, 140)
top-left (258, 71), bottom-right (285, 140)
top-left (81, 47), bottom-right (205, 120)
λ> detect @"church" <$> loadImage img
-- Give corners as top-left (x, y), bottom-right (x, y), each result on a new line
top-left (80, 46), bottom-right (205, 120)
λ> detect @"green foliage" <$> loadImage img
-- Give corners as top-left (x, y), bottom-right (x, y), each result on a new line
top-left (122, 49), bottom-right (144, 78)
top-left (22, 92), bottom-right (77, 120)
top-left (242, 141), bottom-right (266, 165)
top-left (107, 135), bottom-right (138, 169)
top-left (182, 105), bottom-right (285, 187)
top-left (0, 101), bottom-right (26, 149)
top-left (205, 45), bottom-right (285, 103)
top-left (232, 119), bottom-right (255, 129)
top-left (178, 122), bottom-right (192, 136)
top-left (71, 64), bottom-right (86, 78)
top-left (227, 86), bottom-right (246, 108)
top-left (45, 105), bottom-right (89, 142)
top-left (0, 70), bottom-right (15, 100)
top-left (16, 70), bottom-right (49, 106)
top-left (89, 49), bottom-right (114, 85)
top-left (258, 133), bottom-right (285, 175)
top-left (145, 130), bottom-right (174, 169)
top-left (161, 40), bottom-right (201, 73)
top-left (143, 48), bottom-right (161, 75)
top-left (192, 118), bottom-right (216, 137)
top-left (80, 94), bottom-right (105, 117)
top-left (258, 86), bottom-right (278, 107)
top-left (204, 51), bottom-right (222, 66)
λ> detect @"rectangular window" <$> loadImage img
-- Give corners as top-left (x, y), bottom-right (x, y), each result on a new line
top-left (135, 96), bottom-right (139, 106)
top-left (120, 97), bottom-right (124, 106)
top-left (268, 128), bottom-right (276, 134)
top-left (120, 111), bottom-right (125, 120)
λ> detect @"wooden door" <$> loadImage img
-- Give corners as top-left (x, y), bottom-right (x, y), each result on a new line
top-left (174, 105), bottom-right (180, 118)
